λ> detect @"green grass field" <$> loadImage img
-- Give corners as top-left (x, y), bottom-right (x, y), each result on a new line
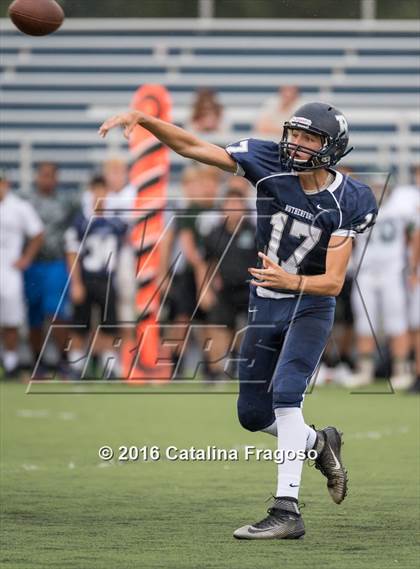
top-left (1, 381), bottom-right (419, 569)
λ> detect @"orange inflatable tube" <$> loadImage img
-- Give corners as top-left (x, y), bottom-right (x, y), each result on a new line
top-left (122, 84), bottom-right (172, 381)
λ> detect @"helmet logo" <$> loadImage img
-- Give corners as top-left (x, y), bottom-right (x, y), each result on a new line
top-left (335, 114), bottom-right (348, 135)
top-left (289, 116), bottom-right (312, 127)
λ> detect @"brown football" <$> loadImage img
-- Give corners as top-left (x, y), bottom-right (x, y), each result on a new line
top-left (8, 0), bottom-right (64, 36)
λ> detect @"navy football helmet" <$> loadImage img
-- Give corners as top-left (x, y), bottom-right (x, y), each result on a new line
top-left (279, 102), bottom-right (353, 171)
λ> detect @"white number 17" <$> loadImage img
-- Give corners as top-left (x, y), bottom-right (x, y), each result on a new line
top-left (267, 212), bottom-right (321, 274)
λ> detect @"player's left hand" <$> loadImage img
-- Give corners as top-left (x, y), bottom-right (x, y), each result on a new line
top-left (13, 256), bottom-right (31, 271)
top-left (248, 252), bottom-right (294, 289)
top-left (408, 271), bottom-right (420, 288)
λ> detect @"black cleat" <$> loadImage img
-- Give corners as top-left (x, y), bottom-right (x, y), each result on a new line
top-left (3, 365), bottom-right (21, 380)
top-left (313, 426), bottom-right (348, 504)
top-left (407, 377), bottom-right (420, 394)
top-left (233, 497), bottom-right (305, 540)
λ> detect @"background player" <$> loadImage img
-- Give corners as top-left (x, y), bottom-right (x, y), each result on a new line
top-left (408, 217), bottom-right (420, 392)
top-left (202, 188), bottom-right (257, 379)
top-left (175, 165), bottom-right (221, 380)
top-left (349, 176), bottom-right (417, 389)
top-left (65, 175), bottom-right (127, 379)
top-left (23, 162), bottom-right (79, 376)
top-left (0, 171), bottom-right (44, 377)
top-left (98, 102), bottom-right (377, 540)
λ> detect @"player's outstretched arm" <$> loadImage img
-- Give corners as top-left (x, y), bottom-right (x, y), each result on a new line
top-left (98, 110), bottom-right (237, 173)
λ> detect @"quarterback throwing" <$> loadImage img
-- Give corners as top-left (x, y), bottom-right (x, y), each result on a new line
top-left (99, 102), bottom-right (377, 540)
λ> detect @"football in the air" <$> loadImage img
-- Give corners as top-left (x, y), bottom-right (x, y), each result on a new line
top-left (8, 0), bottom-right (64, 36)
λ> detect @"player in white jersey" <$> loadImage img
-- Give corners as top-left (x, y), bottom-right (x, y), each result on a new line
top-left (408, 220), bottom-right (420, 392)
top-left (102, 159), bottom-right (137, 329)
top-left (350, 178), bottom-right (419, 389)
top-left (398, 167), bottom-right (420, 392)
top-left (0, 171), bottom-right (44, 376)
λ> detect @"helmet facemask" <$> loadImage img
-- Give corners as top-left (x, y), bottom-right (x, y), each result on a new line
top-left (280, 125), bottom-right (333, 171)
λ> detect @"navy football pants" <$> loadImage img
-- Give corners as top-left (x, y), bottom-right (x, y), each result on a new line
top-left (237, 286), bottom-right (335, 432)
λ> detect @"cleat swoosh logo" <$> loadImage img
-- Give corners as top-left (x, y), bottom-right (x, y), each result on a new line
top-left (247, 526), bottom-right (275, 534)
top-left (328, 444), bottom-right (341, 470)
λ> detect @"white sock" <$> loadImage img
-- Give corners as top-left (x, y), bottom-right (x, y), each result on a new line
top-left (3, 350), bottom-right (18, 372)
top-left (262, 420), bottom-right (317, 452)
top-left (305, 425), bottom-right (317, 450)
top-left (69, 349), bottom-right (85, 372)
top-left (358, 355), bottom-right (375, 378)
top-left (100, 350), bottom-right (119, 378)
top-left (275, 407), bottom-right (307, 500)
top-left (393, 357), bottom-right (409, 376)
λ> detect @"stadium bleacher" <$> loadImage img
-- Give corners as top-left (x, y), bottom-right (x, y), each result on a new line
top-left (0, 18), bottom-right (419, 191)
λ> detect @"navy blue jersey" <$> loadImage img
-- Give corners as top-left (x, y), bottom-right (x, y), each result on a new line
top-left (226, 138), bottom-right (377, 296)
top-left (65, 212), bottom-right (127, 278)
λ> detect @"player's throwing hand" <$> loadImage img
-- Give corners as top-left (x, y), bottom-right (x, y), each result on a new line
top-left (98, 111), bottom-right (141, 139)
